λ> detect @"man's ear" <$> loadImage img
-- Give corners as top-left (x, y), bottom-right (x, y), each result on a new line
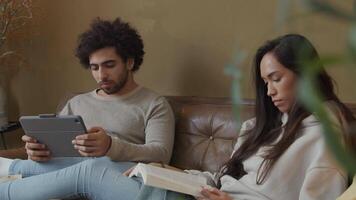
top-left (126, 58), bottom-right (135, 70)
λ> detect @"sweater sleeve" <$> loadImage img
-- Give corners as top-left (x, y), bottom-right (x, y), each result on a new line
top-left (299, 103), bottom-right (348, 200)
top-left (57, 101), bottom-right (73, 115)
top-left (337, 175), bottom-right (356, 200)
top-left (299, 167), bottom-right (347, 200)
top-left (106, 97), bottom-right (175, 164)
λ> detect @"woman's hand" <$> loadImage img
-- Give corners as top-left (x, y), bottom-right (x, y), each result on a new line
top-left (197, 187), bottom-right (233, 200)
top-left (123, 165), bottom-right (136, 176)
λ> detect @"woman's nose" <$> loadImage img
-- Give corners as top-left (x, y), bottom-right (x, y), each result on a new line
top-left (267, 84), bottom-right (276, 97)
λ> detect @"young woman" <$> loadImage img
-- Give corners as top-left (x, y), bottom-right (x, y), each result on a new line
top-left (0, 34), bottom-right (353, 200)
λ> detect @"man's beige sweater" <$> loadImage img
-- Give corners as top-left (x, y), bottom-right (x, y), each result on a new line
top-left (59, 86), bottom-right (175, 164)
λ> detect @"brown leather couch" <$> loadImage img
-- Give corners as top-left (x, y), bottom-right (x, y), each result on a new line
top-left (2, 96), bottom-right (356, 172)
top-left (0, 96), bottom-right (255, 169)
top-left (1, 96), bottom-right (356, 200)
top-left (167, 96), bottom-right (254, 172)
top-left (168, 96), bottom-right (356, 172)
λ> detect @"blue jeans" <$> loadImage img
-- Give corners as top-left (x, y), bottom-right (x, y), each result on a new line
top-left (9, 157), bottom-right (135, 177)
top-left (0, 157), bottom-right (191, 200)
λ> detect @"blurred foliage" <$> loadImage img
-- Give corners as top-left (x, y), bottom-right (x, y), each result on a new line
top-left (278, 0), bottom-right (356, 175)
top-left (225, 50), bottom-right (246, 129)
top-left (228, 0), bottom-right (356, 179)
top-left (0, 0), bottom-right (33, 67)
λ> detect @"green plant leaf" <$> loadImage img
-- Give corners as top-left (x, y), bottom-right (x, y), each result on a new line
top-left (225, 51), bottom-right (246, 128)
top-left (303, 0), bottom-right (356, 21)
top-left (299, 60), bottom-right (356, 176)
top-left (276, 0), bottom-right (293, 29)
top-left (348, 24), bottom-right (356, 61)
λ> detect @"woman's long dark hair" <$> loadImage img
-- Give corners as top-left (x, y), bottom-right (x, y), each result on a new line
top-left (220, 34), bottom-right (356, 186)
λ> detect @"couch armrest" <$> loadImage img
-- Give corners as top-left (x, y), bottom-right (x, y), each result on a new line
top-left (0, 147), bottom-right (27, 159)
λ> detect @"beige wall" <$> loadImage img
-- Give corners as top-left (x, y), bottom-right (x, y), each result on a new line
top-left (3, 0), bottom-right (355, 147)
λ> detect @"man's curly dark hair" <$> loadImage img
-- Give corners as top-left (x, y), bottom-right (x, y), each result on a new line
top-left (75, 17), bottom-right (144, 71)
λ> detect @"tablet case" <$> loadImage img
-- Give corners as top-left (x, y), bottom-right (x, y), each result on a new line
top-left (19, 114), bottom-right (87, 157)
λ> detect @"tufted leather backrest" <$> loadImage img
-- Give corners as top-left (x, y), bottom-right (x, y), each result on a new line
top-left (57, 94), bottom-right (356, 173)
top-left (166, 96), bottom-right (255, 172)
top-left (166, 97), bottom-right (356, 173)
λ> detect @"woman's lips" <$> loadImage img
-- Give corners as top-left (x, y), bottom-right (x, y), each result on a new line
top-left (273, 100), bottom-right (283, 107)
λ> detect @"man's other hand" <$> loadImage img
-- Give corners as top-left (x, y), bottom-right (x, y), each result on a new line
top-left (22, 135), bottom-right (51, 162)
top-left (72, 127), bottom-right (112, 157)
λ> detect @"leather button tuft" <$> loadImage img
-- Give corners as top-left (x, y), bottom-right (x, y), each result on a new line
top-left (209, 136), bottom-right (214, 140)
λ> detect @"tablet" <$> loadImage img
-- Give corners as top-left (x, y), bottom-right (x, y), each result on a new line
top-left (19, 114), bottom-right (87, 157)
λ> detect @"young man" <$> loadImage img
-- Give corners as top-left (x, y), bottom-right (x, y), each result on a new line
top-left (0, 17), bottom-right (175, 177)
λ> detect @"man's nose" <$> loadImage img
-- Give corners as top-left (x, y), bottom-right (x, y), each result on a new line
top-left (98, 67), bottom-right (108, 80)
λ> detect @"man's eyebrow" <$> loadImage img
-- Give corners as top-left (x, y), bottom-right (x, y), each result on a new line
top-left (89, 59), bottom-right (116, 66)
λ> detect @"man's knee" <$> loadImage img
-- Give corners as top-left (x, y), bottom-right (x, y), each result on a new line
top-left (80, 156), bottom-right (112, 169)
top-left (79, 157), bottom-right (135, 174)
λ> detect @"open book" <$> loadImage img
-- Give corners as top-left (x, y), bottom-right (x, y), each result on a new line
top-left (129, 163), bottom-right (208, 196)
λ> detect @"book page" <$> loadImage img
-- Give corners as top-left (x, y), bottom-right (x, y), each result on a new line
top-left (130, 163), bottom-right (208, 196)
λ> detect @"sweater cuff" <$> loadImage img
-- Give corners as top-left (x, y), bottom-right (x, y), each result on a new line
top-left (105, 136), bottom-right (123, 160)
